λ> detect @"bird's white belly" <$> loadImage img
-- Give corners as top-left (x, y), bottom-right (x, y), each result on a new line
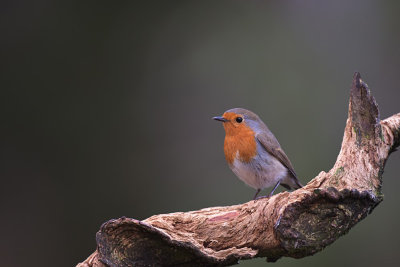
top-left (229, 148), bottom-right (288, 190)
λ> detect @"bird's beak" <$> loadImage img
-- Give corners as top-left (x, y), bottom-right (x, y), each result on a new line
top-left (213, 116), bottom-right (228, 122)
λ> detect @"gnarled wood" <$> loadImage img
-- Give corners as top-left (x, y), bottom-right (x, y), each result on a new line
top-left (77, 73), bottom-right (400, 267)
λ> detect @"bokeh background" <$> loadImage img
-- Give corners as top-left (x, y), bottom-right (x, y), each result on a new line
top-left (2, 0), bottom-right (400, 266)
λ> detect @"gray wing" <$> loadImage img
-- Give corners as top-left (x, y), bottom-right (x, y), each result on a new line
top-left (256, 132), bottom-right (298, 180)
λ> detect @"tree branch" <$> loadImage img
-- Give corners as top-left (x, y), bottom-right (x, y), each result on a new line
top-left (77, 73), bottom-right (400, 267)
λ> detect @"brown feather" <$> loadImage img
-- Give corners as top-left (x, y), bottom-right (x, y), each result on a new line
top-left (222, 112), bottom-right (257, 165)
top-left (256, 132), bottom-right (298, 180)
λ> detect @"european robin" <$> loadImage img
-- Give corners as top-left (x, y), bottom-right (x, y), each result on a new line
top-left (213, 108), bottom-right (303, 200)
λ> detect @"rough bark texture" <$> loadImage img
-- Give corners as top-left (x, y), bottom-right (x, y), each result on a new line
top-left (77, 73), bottom-right (400, 267)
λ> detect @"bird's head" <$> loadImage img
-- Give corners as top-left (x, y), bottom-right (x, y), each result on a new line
top-left (213, 108), bottom-right (263, 136)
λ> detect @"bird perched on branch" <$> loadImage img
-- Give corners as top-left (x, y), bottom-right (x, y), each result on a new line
top-left (213, 108), bottom-right (302, 200)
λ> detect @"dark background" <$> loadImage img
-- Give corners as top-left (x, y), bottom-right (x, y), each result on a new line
top-left (2, 1), bottom-right (400, 266)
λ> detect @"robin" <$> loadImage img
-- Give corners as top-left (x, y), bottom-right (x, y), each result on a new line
top-left (213, 108), bottom-right (303, 200)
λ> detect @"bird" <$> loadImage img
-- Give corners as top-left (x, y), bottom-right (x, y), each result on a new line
top-left (213, 108), bottom-right (303, 200)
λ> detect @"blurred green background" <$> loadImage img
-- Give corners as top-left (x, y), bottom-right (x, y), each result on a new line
top-left (2, 1), bottom-right (400, 266)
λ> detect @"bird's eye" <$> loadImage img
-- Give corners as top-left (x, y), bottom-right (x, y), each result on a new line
top-left (235, 117), bottom-right (243, 123)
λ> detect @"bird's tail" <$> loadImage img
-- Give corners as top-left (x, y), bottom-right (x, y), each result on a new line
top-left (282, 176), bottom-right (303, 190)
top-left (293, 177), bottom-right (303, 189)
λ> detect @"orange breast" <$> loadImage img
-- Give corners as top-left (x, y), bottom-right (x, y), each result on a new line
top-left (223, 124), bottom-right (257, 165)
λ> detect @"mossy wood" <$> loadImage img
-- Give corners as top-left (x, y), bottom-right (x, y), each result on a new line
top-left (78, 73), bottom-right (400, 267)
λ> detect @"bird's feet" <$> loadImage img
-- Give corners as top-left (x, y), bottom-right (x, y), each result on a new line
top-left (253, 194), bottom-right (272, 202)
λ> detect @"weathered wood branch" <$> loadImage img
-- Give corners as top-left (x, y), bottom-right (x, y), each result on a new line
top-left (77, 73), bottom-right (400, 267)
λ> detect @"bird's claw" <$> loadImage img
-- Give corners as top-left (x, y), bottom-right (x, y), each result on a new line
top-left (253, 195), bottom-right (271, 202)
